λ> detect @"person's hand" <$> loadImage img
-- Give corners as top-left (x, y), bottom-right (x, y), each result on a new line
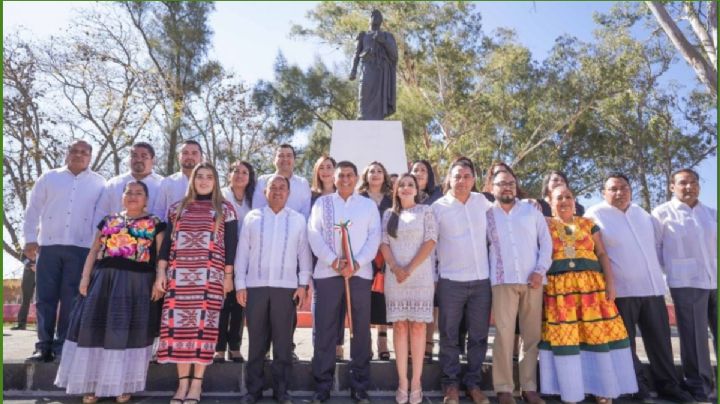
top-left (29, 263), bottom-right (36, 273)
top-left (293, 287), bottom-right (307, 308)
top-left (393, 266), bottom-right (410, 283)
top-left (236, 289), bottom-right (247, 307)
top-left (332, 258), bottom-right (347, 273)
top-left (340, 260), bottom-right (357, 279)
top-left (152, 273), bottom-right (167, 301)
top-left (23, 243), bottom-right (39, 262)
top-left (223, 275), bottom-right (234, 294)
top-left (605, 281), bottom-right (616, 302)
top-left (527, 272), bottom-right (543, 289)
top-left (79, 275), bottom-right (90, 296)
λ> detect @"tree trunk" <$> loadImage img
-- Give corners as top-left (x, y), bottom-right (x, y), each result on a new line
top-left (683, 2), bottom-right (716, 68)
top-left (645, 1), bottom-right (717, 96)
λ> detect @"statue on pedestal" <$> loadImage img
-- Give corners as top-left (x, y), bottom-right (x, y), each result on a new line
top-left (350, 10), bottom-right (398, 121)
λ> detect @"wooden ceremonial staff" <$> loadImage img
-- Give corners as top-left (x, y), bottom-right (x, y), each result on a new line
top-left (336, 220), bottom-right (354, 339)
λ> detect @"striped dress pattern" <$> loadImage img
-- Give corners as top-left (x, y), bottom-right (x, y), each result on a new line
top-left (157, 200), bottom-right (236, 365)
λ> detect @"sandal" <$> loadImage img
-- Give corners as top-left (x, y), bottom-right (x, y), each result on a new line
top-left (182, 376), bottom-right (203, 404)
top-left (409, 389), bottom-right (423, 404)
top-left (83, 394), bottom-right (99, 404)
top-left (170, 375), bottom-right (191, 404)
top-left (116, 393), bottom-right (132, 403)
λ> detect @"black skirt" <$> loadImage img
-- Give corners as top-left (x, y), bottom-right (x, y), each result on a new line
top-left (66, 265), bottom-right (156, 349)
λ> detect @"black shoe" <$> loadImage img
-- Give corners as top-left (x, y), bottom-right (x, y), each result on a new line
top-left (350, 390), bottom-right (371, 404)
top-left (27, 350), bottom-right (53, 362)
top-left (11, 324), bottom-right (26, 330)
top-left (659, 387), bottom-right (696, 403)
top-left (310, 391), bottom-right (330, 404)
top-left (240, 394), bottom-right (260, 404)
top-left (273, 393), bottom-right (293, 404)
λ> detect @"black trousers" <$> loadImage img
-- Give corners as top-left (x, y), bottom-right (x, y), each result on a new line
top-left (18, 266), bottom-right (36, 326)
top-left (670, 288), bottom-right (717, 399)
top-left (216, 290), bottom-right (244, 352)
top-left (312, 276), bottom-right (371, 395)
top-left (437, 278), bottom-right (492, 390)
top-left (245, 287), bottom-right (295, 399)
top-left (615, 295), bottom-right (682, 394)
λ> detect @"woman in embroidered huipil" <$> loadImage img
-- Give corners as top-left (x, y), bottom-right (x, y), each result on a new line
top-left (55, 181), bottom-right (165, 404)
top-left (154, 163), bottom-right (238, 404)
top-left (380, 173), bottom-right (437, 404)
top-left (539, 186), bottom-right (637, 404)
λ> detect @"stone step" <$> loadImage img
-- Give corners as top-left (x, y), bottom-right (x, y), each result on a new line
top-left (3, 359), bottom-right (702, 396)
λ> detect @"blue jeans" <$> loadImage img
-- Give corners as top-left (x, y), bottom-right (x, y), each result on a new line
top-left (35, 245), bottom-right (88, 355)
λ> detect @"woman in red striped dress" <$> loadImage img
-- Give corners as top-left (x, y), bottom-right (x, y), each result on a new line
top-left (154, 163), bottom-right (238, 404)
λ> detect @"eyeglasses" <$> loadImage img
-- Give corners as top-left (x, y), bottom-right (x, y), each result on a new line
top-left (493, 181), bottom-right (516, 188)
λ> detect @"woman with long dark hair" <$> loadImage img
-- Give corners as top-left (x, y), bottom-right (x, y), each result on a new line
top-left (358, 161), bottom-right (394, 360)
top-left (154, 163), bottom-right (239, 404)
top-left (380, 173), bottom-right (437, 404)
top-left (214, 161), bottom-right (256, 363)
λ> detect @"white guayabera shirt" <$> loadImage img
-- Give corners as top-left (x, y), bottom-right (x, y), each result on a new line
top-left (652, 198), bottom-right (717, 290)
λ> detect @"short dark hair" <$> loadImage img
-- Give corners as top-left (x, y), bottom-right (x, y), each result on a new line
top-left (132, 142), bottom-right (155, 158)
top-left (671, 168), bottom-right (700, 183)
top-left (450, 158), bottom-right (475, 176)
top-left (603, 172), bottom-right (630, 189)
top-left (123, 180), bottom-right (149, 198)
top-left (336, 160), bottom-right (358, 176)
top-left (69, 139), bottom-right (92, 153)
top-left (277, 143), bottom-right (296, 158)
top-left (179, 139), bottom-right (203, 155)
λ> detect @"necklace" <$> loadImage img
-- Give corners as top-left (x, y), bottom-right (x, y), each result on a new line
top-left (553, 217), bottom-right (578, 268)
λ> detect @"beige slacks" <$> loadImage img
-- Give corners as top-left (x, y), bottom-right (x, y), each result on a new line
top-left (491, 283), bottom-right (543, 393)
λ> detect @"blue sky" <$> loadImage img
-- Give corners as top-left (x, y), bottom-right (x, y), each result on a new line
top-left (3, 1), bottom-right (716, 275)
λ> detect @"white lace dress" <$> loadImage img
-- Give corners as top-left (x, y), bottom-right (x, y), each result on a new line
top-left (381, 204), bottom-right (437, 323)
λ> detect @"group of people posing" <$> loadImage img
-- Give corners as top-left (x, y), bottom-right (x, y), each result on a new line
top-left (22, 139), bottom-right (716, 404)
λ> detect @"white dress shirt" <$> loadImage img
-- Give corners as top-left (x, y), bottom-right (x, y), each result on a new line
top-left (153, 172), bottom-right (190, 221)
top-left (585, 201), bottom-right (667, 298)
top-left (652, 198), bottom-right (717, 289)
top-left (221, 186), bottom-right (252, 232)
top-left (431, 192), bottom-right (492, 282)
top-left (307, 193), bottom-right (381, 280)
top-left (486, 199), bottom-right (553, 286)
top-left (23, 166), bottom-right (106, 248)
top-left (234, 207), bottom-right (312, 290)
top-left (252, 173), bottom-right (312, 219)
top-left (93, 171), bottom-right (165, 225)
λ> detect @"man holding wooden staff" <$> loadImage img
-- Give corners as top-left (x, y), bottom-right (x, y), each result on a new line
top-left (308, 161), bottom-right (381, 404)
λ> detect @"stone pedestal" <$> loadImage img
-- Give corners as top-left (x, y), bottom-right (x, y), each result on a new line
top-left (329, 120), bottom-right (408, 176)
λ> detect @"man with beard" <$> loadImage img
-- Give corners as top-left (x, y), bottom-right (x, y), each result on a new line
top-left (23, 139), bottom-right (106, 362)
top-left (93, 142), bottom-right (164, 224)
top-left (486, 170), bottom-right (552, 404)
top-left (153, 140), bottom-right (204, 221)
top-left (585, 173), bottom-right (694, 403)
top-left (652, 168), bottom-right (717, 402)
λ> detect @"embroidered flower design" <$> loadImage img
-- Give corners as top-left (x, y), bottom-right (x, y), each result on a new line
top-left (101, 216), bottom-right (125, 235)
top-left (105, 231), bottom-right (138, 258)
top-left (129, 218), bottom-right (156, 239)
top-left (136, 238), bottom-right (153, 262)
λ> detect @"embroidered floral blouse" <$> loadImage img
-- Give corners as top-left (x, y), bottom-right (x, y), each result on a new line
top-left (96, 214), bottom-right (166, 271)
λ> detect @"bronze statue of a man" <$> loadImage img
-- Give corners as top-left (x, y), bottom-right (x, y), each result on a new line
top-left (350, 10), bottom-right (398, 120)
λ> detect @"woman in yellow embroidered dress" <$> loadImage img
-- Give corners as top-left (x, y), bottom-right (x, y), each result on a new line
top-left (539, 186), bottom-right (637, 404)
